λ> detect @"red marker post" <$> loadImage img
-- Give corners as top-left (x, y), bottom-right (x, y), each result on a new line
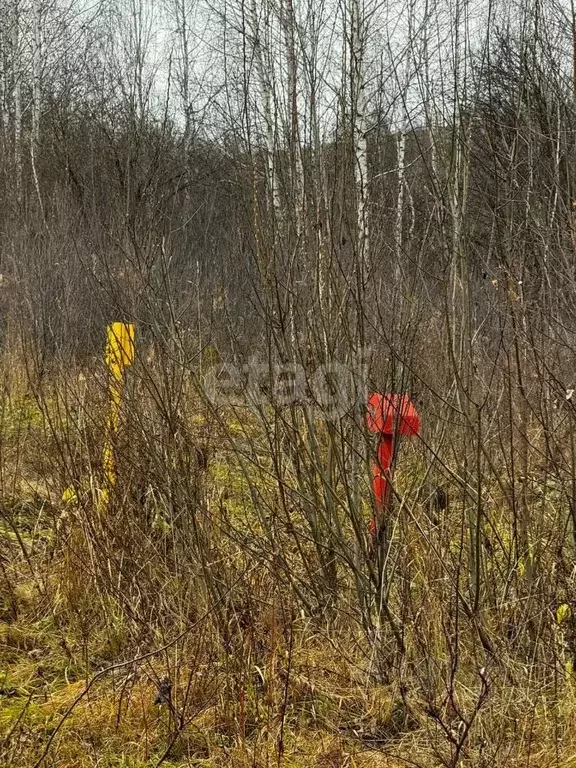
top-left (366, 393), bottom-right (421, 537)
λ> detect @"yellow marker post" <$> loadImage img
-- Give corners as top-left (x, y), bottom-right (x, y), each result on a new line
top-left (101, 322), bottom-right (135, 509)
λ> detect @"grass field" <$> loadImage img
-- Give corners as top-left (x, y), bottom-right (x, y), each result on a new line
top-left (1, 355), bottom-right (576, 768)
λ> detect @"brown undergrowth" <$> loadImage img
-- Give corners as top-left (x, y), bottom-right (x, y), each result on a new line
top-left (1, 362), bottom-right (576, 767)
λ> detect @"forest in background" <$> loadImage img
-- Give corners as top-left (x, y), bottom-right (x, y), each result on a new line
top-left (1, 0), bottom-right (576, 765)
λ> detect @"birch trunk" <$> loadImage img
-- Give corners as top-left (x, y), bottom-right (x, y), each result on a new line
top-left (12, 0), bottom-right (21, 197)
top-left (31, 0), bottom-right (43, 215)
top-left (350, 0), bottom-right (369, 284)
top-left (249, 0), bottom-right (280, 218)
top-left (394, 131), bottom-right (406, 285)
top-left (0, 1), bottom-right (9, 134)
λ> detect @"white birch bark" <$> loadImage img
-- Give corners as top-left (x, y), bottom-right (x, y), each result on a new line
top-left (31, 0), bottom-right (41, 147)
top-left (0, 1), bottom-right (9, 133)
top-left (13, 0), bottom-right (21, 198)
top-left (248, 0), bottom-right (280, 218)
top-left (350, 0), bottom-right (369, 282)
top-left (31, 0), bottom-right (43, 215)
top-left (394, 131), bottom-right (406, 285)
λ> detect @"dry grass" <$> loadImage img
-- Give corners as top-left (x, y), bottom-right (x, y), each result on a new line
top-left (1, 366), bottom-right (576, 767)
